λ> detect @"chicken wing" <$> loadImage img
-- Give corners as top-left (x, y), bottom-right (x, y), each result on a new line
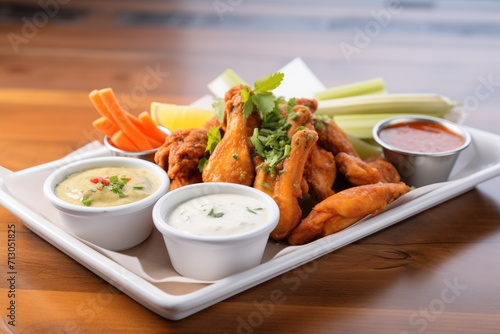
top-left (154, 129), bottom-right (208, 190)
top-left (202, 85), bottom-right (255, 185)
top-left (287, 182), bottom-right (411, 245)
top-left (283, 104), bottom-right (336, 203)
top-left (270, 128), bottom-right (318, 240)
top-left (315, 117), bottom-right (359, 156)
top-left (336, 152), bottom-right (401, 186)
top-left (335, 152), bottom-right (381, 186)
top-left (253, 157), bottom-right (277, 198)
top-left (365, 155), bottom-right (401, 183)
top-left (304, 145), bottom-right (336, 202)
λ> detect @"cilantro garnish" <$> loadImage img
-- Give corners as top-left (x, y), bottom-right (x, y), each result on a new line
top-left (206, 126), bottom-right (221, 154)
top-left (106, 175), bottom-right (128, 198)
top-left (207, 207), bottom-right (224, 218)
top-left (82, 195), bottom-right (91, 206)
top-left (313, 113), bottom-right (331, 130)
top-left (250, 110), bottom-right (292, 176)
top-left (197, 158), bottom-right (207, 173)
top-left (260, 181), bottom-right (273, 192)
top-left (198, 126), bottom-right (222, 172)
top-left (240, 72), bottom-right (285, 118)
top-left (246, 207), bottom-right (263, 214)
top-left (253, 72), bottom-right (284, 93)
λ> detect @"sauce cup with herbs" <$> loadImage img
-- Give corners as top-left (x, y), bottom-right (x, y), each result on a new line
top-left (44, 157), bottom-right (170, 251)
top-left (373, 115), bottom-right (471, 187)
top-left (152, 182), bottom-right (280, 281)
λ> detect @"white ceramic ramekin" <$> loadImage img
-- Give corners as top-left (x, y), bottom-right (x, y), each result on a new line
top-left (43, 156), bottom-right (170, 251)
top-left (152, 182), bottom-right (280, 281)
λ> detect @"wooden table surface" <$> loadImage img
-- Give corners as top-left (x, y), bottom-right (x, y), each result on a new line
top-left (1, 1), bottom-right (500, 333)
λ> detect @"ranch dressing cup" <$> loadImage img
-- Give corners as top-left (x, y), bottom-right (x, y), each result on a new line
top-left (152, 183), bottom-right (280, 281)
top-left (373, 115), bottom-right (471, 188)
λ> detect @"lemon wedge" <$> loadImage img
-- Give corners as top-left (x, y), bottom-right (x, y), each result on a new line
top-left (150, 102), bottom-right (214, 130)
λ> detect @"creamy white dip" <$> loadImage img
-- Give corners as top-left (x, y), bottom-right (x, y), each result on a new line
top-left (55, 167), bottom-right (160, 207)
top-left (167, 193), bottom-right (268, 237)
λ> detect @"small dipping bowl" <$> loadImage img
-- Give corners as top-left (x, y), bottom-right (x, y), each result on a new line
top-left (373, 115), bottom-right (471, 187)
top-left (152, 182), bottom-right (280, 281)
top-left (103, 126), bottom-right (171, 163)
top-left (44, 157), bottom-right (170, 251)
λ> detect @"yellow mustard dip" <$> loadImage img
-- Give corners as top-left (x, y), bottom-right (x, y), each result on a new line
top-left (55, 167), bottom-right (160, 207)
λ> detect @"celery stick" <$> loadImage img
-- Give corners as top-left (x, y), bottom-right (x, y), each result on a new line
top-left (314, 77), bottom-right (386, 101)
top-left (317, 93), bottom-right (454, 117)
top-left (207, 69), bottom-right (247, 98)
top-left (347, 134), bottom-right (382, 159)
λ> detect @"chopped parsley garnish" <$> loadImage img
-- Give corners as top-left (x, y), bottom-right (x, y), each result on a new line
top-left (260, 181), bottom-right (273, 191)
top-left (206, 126), bottom-right (221, 154)
top-left (232, 153), bottom-right (239, 159)
top-left (198, 158), bottom-right (207, 173)
top-left (198, 126), bottom-right (222, 172)
top-left (107, 175), bottom-right (128, 198)
top-left (241, 72), bottom-right (284, 118)
top-left (250, 111), bottom-right (292, 176)
top-left (246, 207), bottom-right (263, 214)
top-left (207, 208), bottom-right (224, 218)
top-left (84, 175), bottom-right (130, 206)
top-left (133, 185), bottom-right (144, 190)
top-left (82, 195), bottom-right (91, 206)
top-left (313, 113), bottom-right (331, 130)
top-left (254, 72), bottom-right (285, 93)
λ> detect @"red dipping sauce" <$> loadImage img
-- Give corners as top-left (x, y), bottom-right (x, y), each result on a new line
top-left (378, 121), bottom-right (465, 153)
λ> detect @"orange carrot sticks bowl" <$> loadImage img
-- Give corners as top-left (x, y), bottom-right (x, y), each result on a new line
top-left (43, 156), bottom-right (170, 251)
top-left (103, 125), bottom-right (170, 162)
top-left (89, 87), bottom-right (171, 162)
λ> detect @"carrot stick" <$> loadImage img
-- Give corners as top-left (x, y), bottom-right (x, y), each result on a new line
top-left (98, 88), bottom-right (153, 151)
top-left (145, 135), bottom-right (163, 148)
top-left (122, 110), bottom-right (163, 147)
top-left (138, 111), bottom-right (167, 143)
top-left (127, 114), bottom-right (146, 133)
top-left (92, 116), bottom-right (119, 138)
top-left (111, 130), bottom-right (140, 151)
top-left (89, 89), bottom-right (116, 121)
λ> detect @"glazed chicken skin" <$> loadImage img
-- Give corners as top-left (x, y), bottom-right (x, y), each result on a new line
top-left (304, 146), bottom-right (336, 202)
top-left (288, 182), bottom-right (411, 245)
top-left (286, 104), bottom-right (337, 202)
top-left (314, 117), bottom-right (359, 156)
top-left (364, 155), bottom-right (401, 183)
top-left (335, 152), bottom-right (401, 186)
top-left (154, 129), bottom-right (208, 190)
top-left (314, 117), bottom-right (400, 186)
top-left (270, 128), bottom-right (318, 240)
top-left (202, 85), bottom-right (255, 185)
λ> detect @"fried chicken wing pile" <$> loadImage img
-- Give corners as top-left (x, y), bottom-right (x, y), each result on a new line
top-left (154, 81), bottom-right (410, 244)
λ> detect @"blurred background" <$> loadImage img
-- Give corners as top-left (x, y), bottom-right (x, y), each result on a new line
top-left (1, 0), bottom-right (499, 142)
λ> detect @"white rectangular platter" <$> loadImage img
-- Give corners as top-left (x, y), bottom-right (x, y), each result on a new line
top-left (1, 126), bottom-right (500, 320)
